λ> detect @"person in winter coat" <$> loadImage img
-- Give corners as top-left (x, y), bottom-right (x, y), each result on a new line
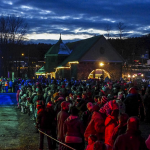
top-left (143, 87), bottom-right (150, 123)
top-left (46, 102), bottom-right (57, 149)
top-left (36, 103), bottom-right (54, 150)
top-left (33, 90), bottom-right (44, 120)
top-left (105, 107), bottom-right (119, 146)
top-left (84, 105), bottom-right (105, 144)
top-left (113, 116), bottom-right (148, 150)
top-left (85, 134), bottom-right (97, 150)
top-left (99, 100), bottom-right (119, 118)
top-left (98, 96), bottom-right (108, 108)
top-left (115, 91), bottom-right (125, 114)
top-left (63, 106), bottom-right (85, 150)
top-left (57, 101), bottom-right (70, 150)
top-left (45, 90), bottom-right (52, 105)
top-left (77, 93), bottom-right (90, 115)
top-left (124, 87), bottom-right (140, 117)
top-left (81, 102), bottom-right (93, 128)
top-left (16, 88), bottom-right (21, 108)
top-left (107, 113), bottom-right (129, 149)
top-left (54, 93), bottom-right (65, 115)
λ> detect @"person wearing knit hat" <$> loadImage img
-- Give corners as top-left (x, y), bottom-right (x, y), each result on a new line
top-left (46, 101), bottom-right (53, 108)
top-left (101, 96), bottom-right (108, 105)
top-left (113, 116), bottom-right (148, 150)
top-left (99, 100), bottom-right (118, 117)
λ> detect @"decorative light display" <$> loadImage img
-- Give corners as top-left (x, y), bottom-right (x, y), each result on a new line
top-left (88, 69), bottom-right (111, 79)
top-left (54, 61), bottom-right (79, 74)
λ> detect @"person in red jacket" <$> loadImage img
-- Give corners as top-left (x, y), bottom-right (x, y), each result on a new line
top-left (84, 105), bottom-right (105, 146)
top-left (63, 106), bottom-right (85, 150)
top-left (85, 134), bottom-right (97, 150)
top-left (105, 107), bottom-right (119, 147)
top-left (107, 113), bottom-right (129, 149)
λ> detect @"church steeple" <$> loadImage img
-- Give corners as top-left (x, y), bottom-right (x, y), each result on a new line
top-left (59, 33), bottom-right (62, 42)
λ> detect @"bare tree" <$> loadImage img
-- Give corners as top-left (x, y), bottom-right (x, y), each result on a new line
top-left (0, 14), bottom-right (28, 45)
top-left (0, 14), bottom-right (29, 77)
top-left (116, 22), bottom-right (126, 39)
top-left (105, 24), bottom-right (112, 39)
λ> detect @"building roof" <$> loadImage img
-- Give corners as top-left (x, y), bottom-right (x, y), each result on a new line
top-left (45, 34), bottom-right (71, 56)
top-left (36, 66), bottom-right (45, 74)
top-left (57, 35), bottom-right (124, 67)
top-left (58, 35), bottom-right (102, 66)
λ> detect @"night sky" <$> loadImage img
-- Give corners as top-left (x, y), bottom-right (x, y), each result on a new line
top-left (0, 0), bottom-right (150, 44)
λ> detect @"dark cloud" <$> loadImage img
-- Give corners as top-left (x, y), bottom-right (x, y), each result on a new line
top-left (0, 0), bottom-right (150, 43)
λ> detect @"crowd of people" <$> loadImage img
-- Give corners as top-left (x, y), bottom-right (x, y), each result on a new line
top-left (15, 76), bottom-right (150, 150)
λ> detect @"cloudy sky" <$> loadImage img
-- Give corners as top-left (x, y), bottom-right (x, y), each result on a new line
top-left (0, 0), bottom-right (150, 44)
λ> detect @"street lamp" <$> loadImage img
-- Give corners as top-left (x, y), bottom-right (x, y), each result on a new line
top-left (100, 62), bottom-right (104, 66)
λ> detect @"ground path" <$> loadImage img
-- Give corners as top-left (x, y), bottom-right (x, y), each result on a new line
top-left (0, 93), bottom-right (48, 150)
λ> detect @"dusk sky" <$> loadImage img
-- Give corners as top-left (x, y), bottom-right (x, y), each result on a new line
top-left (0, 0), bottom-right (150, 44)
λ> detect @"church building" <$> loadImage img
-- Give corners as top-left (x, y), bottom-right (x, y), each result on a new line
top-left (36, 34), bottom-right (124, 80)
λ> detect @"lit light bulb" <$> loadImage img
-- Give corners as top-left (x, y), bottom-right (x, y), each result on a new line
top-left (100, 62), bottom-right (104, 66)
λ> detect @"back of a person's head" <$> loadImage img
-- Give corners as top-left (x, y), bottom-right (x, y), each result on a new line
top-left (94, 140), bottom-right (106, 150)
top-left (70, 106), bottom-right (79, 116)
top-left (119, 113), bottom-right (129, 125)
top-left (127, 116), bottom-right (139, 130)
top-left (92, 104), bottom-right (100, 112)
top-left (128, 87), bottom-right (137, 94)
top-left (61, 101), bottom-right (69, 110)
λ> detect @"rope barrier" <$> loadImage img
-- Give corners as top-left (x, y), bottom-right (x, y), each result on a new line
top-left (38, 129), bottom-right (76, 150)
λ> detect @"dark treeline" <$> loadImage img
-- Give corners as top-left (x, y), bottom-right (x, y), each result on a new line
top-left (108, 34), bottom-right (150, 63)
top-left (19, 43), bottom-right (53, 61)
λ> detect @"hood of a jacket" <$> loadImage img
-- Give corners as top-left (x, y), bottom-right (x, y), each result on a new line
top-left (65, 115), bottom-right (79, 126)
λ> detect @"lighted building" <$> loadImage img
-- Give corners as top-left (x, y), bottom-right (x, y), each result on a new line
top-left (36, 34), bottom-right (124, 80)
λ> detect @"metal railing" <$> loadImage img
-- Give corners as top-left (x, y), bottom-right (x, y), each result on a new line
top-left (38, 129), bottom-right (76, 150)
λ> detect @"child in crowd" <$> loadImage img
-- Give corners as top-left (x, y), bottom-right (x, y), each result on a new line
top-left (86, 134), bottom-right (97, 150)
